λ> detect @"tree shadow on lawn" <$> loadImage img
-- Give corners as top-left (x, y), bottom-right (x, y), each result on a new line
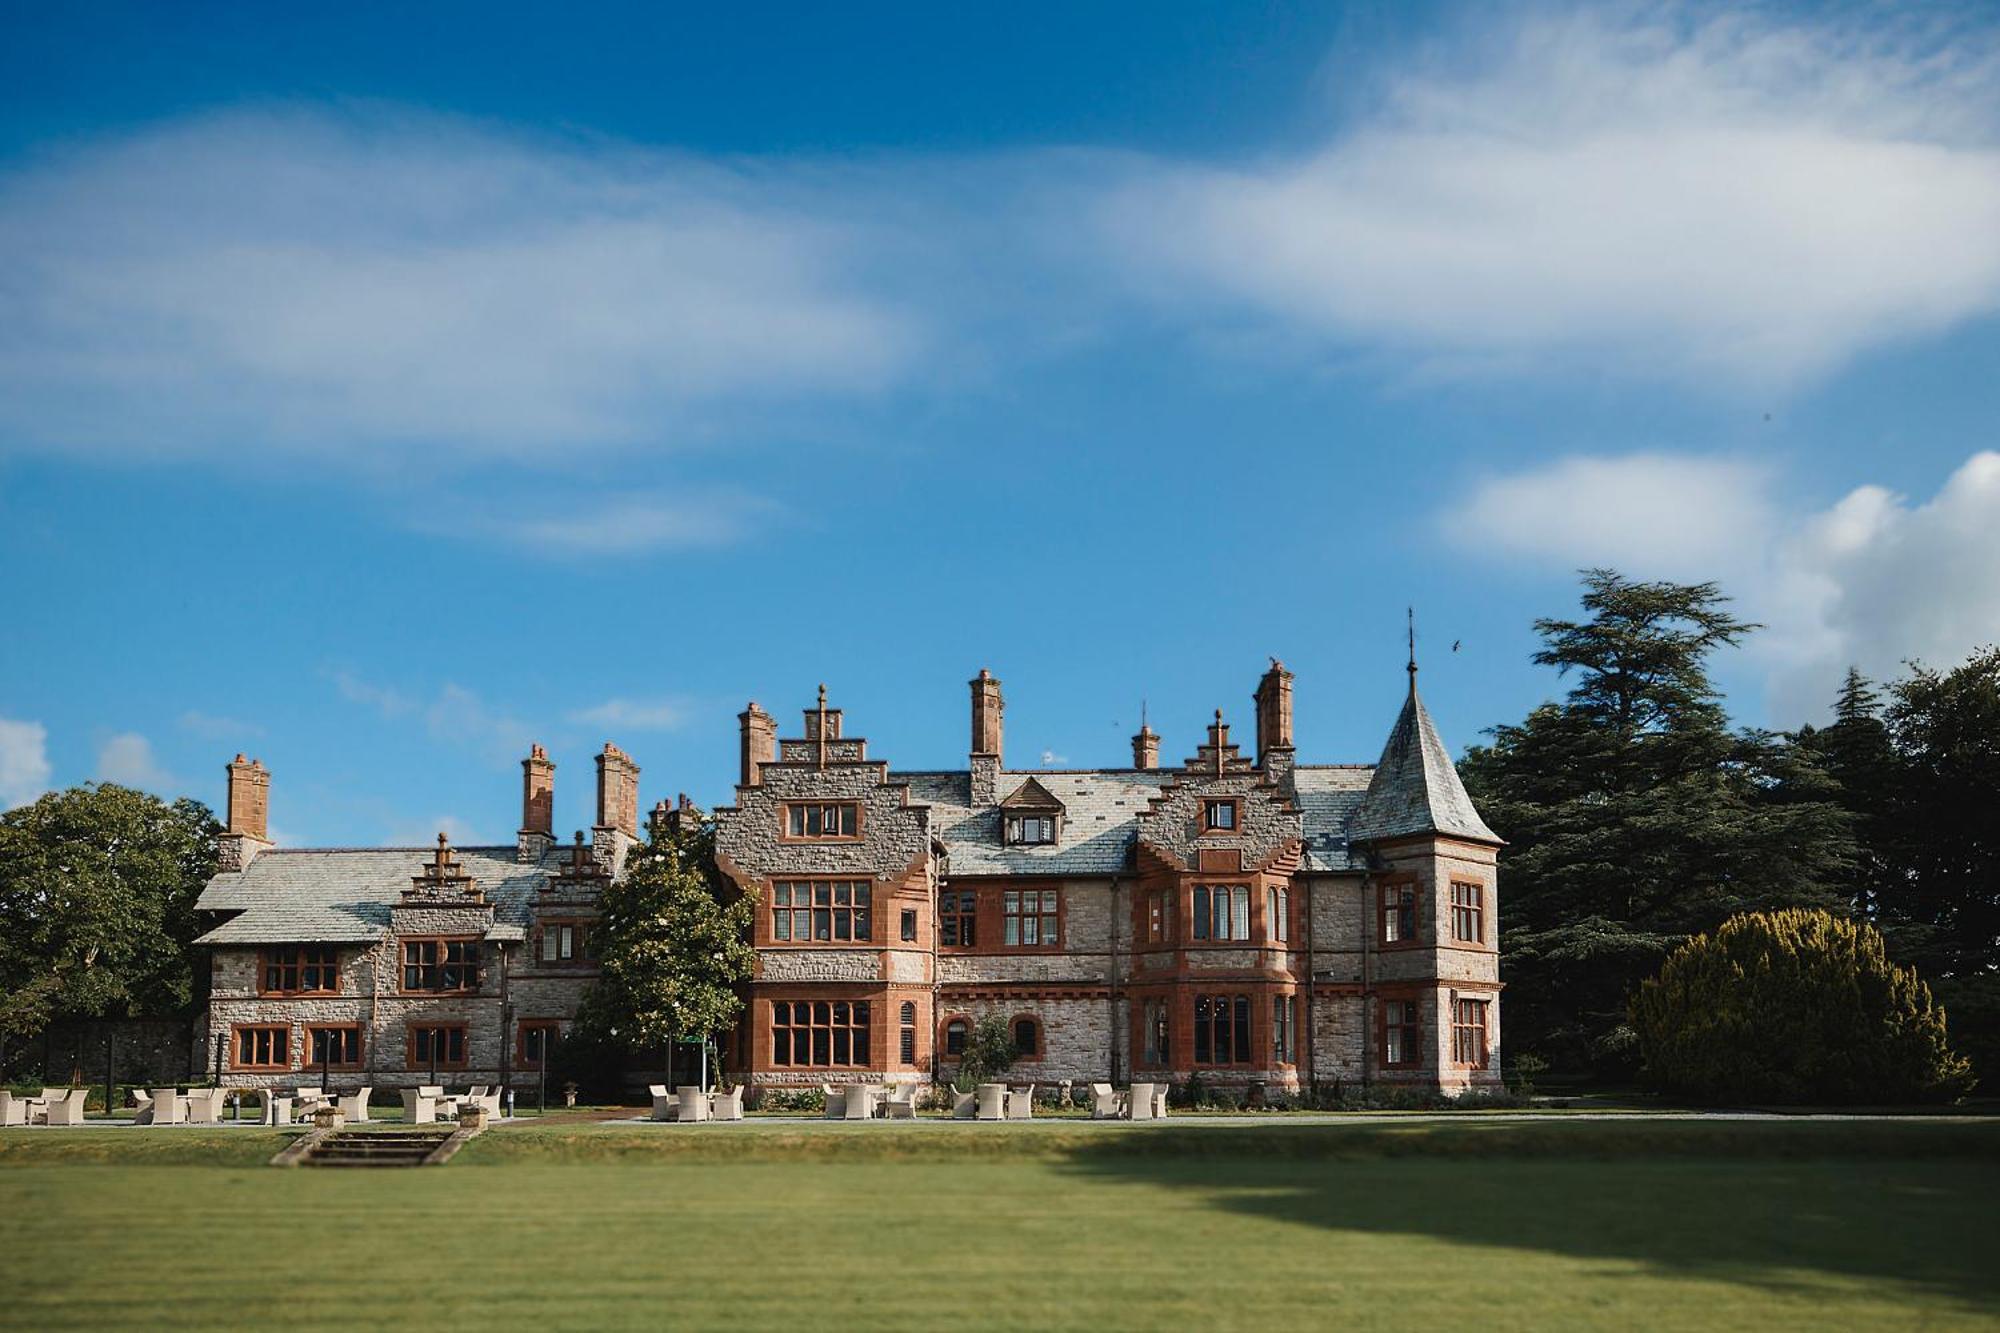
top-left (1055, 1120), bottom-right (2000, 1314)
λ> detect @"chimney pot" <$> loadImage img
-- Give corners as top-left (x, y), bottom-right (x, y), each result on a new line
top-left (1254, 658), bottom-right (1296, 763)
top-left (738, 701), bottom-right (777, 786)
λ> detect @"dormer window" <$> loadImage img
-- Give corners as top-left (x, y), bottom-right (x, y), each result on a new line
top-left (784, 802), bottom-right (860, 840)
top-left (1006, 814), bottom-right (1057, 845)
top-left (1203, 798), bottom-right (1240, 832)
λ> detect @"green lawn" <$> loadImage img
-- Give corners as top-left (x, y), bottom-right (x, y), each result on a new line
top-left (1, 1118), bottom-right (1995, 1330)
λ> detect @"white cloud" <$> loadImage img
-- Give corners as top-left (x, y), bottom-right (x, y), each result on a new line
top-left (330, 673), bottom-right (538, 767)
top-left (1450, 450), bottom-right (2000, 721)
top-left (1101, 6), bottom-right (2000, 387)
top-left (568, 698), bottom-right (685, 731)
top-left (331, 670), bottom-right (416, 718)
top-left (96, 732), bottom-right (179, 794)
top-left (0, 108), bottom-right (921, 467)
top-left (0, 717), bottom-right (52, 809)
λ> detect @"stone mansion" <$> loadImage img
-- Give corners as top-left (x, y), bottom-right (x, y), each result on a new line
top-left (194, 660), bottom-right (1503, 1098)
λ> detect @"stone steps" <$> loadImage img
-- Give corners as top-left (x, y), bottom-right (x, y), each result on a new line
top-left (303, 1129), bottom-right (455, 1168)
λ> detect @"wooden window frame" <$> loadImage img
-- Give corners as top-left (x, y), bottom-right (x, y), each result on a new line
top-left (1265, 884), bottom-right (1291, 944)
top-left (1450, 881), bottom-right (1485, 946)
top-left (939, 889), bottom-right (978, 949)
top-left (1191, 883), bottom-right (1252, 942)
top-left (1000, 887), bottom-right (1061, 950)
top-left (1201, 798), bottom-right (1241, 834)
top-left (1381, 998), bottom-right (1424, 1068)
top-left (231, 1023), bottom-right (291, 1072)
top-left (303, 1023), bottom-right (363, 1071)
top-left (1138, 997), bottom-right (1171, 1068)
top-left (768, 879), bottom-right (874, 946)
top-left (779, 801), bottom-right (863, 843)
top-left (1191, 993), bottom-right (1254, 1067)
top-left (1378, 881), bottom-right (1420, 947)
top-left (1009, 1012), bottom-right (1043, 1061)
top-left (406, 1023), bottom-right (470, 1071)
top-left (258, 945), bottom-right (340, 997)
top-left (517, 1019), bottom-right (562, 1070)
top-left (400, 936), bottom-right (482, 994)
top-left (940, 1013), bottom-right (972, 1060)
top-left (899, 908), bottom-right (918, 943)
top-left (1004, 813), bottom-right (1059, 846)
top-left (1271, 993), bottom-right (1297, 1065)
top-left (536, 919), bottom-right (599, 967)
top-left (768, 999), bottom-right (873, 1069)
top-left (1452, 998), bottom-right (1490, 1069)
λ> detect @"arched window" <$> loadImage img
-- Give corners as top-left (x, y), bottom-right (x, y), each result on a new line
top-left (943, 1017), bottom-right (970, 1058)
top-left (900, 1001), bottom-right (916, 1024)
top-left (1012, 1015), bottom-right (1041, 1059)
top-left (899, 1001), bottom-right (917, 1064)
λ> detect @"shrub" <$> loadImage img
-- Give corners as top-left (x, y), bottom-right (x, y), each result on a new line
top-left (1632, 908), bottom-right (1975, 1105)
top-left (948, 1015), bottom-right (1018, 1090)
top-left (1504, 1052), bottom-right (1549, 1098)
top-left (755, 1087), bottom-right (826, 1113)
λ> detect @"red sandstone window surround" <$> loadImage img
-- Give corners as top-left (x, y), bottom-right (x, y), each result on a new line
top-left (1192, 994), bottom-right (1252, 1066)
top-left (1382, 999), bottom-right (1423, 1068)
top-left (407, 1023), bottom-right (468, 1070)
top-left (1201, 798), bottom-right (1240, 833)
top-left (939, 890), bottom-right (977, 948)
top-left (517, 1019), bottom-right (561, 1069)
top-left (899, 1002), bottom-right (917, 1065)
top-left (1452, 999), bottom-right (1489, 1068)
top-left (782, 802), bottom-right (861, 841)
top-left (401, 937), bottom-right (481, 993)
top-left (1266, 885), bottom-right (1291, 944)
top-left (1272, 994), bottom-right (1297, 1064)
top-left (304, 1024), bottom-right (362, 1071)
top-left (770, 880), bottom-right (872, 943)
top-left (770, 1000), bottom-right (871, 1068)
top-left (1002, 888), bottom-right (1060, 948)
top-left (260, 945), bottom-right (338, 996)
top-left (1379, 882), bottom-right (1419, 945)
top-left (1011, 1014), bottom-right (1043, 1060)
top-left (1144, 889), bottom-right (1170, 944)
top-left (1192, 884), bottom-right (1251, 942)
top-left (1450, 882), bottom-right (1485, 945)
top-left (232, 1024), bottom-right (290, 1071)
top-left (941, 1015), bottom-right (970, 1059)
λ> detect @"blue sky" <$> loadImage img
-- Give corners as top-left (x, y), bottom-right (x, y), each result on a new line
top-left (2, 2), bottom-right (1998, 844)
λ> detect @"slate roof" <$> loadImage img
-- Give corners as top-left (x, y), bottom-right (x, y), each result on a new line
top-left (1293, 766), bottom-right (1375, 872)
top-left (193, 846), bottom-right (555, 946)
top-left (1348, 682), bottom-right (1501, 845)
top-left (902, 769), bottom-right (1178, 876)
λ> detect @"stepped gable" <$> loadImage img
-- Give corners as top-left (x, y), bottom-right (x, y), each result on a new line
top-left (1133, 709), bottom-right (1303, 874)
top-left (194, 843), bottom-right (555, 946)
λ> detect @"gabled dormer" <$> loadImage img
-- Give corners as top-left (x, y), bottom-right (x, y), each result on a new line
top-left (1000, 776), bottom-right (1065, 846)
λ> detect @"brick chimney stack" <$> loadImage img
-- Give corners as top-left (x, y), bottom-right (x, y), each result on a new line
top-left (518, 743), bottom-right (555, 862)
top-left (594, 743), bottom-right (640, 838)
top-left (219, 755), bottom-right (273, 872)
top-left (1255, 658), bottom-right (1295, 778)
top-left (739, 702), bottom-right (777, 786)
top-left (970, 669), bottom-right (1004, 805)
top-left (1132, 723), bottom-right (1160, 770)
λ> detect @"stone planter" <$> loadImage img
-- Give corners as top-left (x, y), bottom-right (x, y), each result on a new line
top-left (457, 1104), bottom-right (488, 1131)
top-left (311, 1105), bottom-right (345, 1131)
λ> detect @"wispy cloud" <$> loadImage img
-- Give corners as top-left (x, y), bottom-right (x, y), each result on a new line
top-left (95, 731), bottom-right (180, 794)
top-left (331, 669), bottom-right (417, 718)
top-left (427, 490), bottom-right (778, 556)
top-left (1449, 449), bottom-right (2000, 720)
top-left (568, 697), bottom-right (686, 731)
top-left (1100, 6), bottom-right (2000, 387)
top-left (0, 717), bottom-right (52, 809)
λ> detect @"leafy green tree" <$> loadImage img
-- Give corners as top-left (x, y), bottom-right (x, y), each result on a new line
top-left (0, 784), bottom-right (219, 1055)
top-left (1632, 908), bottom-right (1972, 1105)
top-left (589, 814), bottom-right (756, 1082)
top-left (1880, 647), bottom-right (2000, 1082)
top-left (1793, 668), bottom-right (1899, 920)
top-left (1459, 570), bottom-right (1853, 1077)
top-left (948, 1014), bottom-right (1018, 1090)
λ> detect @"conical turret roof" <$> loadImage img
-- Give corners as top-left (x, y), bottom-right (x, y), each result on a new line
top-left (1349, 674), bottom-right (1499, 845)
